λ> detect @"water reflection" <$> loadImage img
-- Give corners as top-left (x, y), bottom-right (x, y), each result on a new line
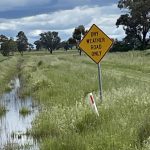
top-left (0, 77), bottom-right (39, 149)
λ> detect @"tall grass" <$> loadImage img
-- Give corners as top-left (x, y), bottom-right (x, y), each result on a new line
top-left (0, 54), bottom-right (24, 120)
top-left (17, 50), bottom-right (150, 149)
top-left (0, 105), bottom-right (6, 117)
top-left (0, 55), bottom-right (20, 118)
top-left (0, 55), bottom-right (19, 94)
top-left (19, 107), bottom-right (31, 116)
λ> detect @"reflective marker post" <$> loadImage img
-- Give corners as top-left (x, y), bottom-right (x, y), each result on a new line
top-left (98, 63), bottom-right (103, 101)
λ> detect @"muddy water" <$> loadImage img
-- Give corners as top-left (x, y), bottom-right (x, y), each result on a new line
top-left (0, 78), bottom-right (39, 149)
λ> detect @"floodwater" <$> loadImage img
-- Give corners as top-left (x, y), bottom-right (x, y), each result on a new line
top-left (0, 77), bottom-right (39, 149)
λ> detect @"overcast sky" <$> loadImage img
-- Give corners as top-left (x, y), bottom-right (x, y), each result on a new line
top-left (0, 0), bottom-right (125, 44)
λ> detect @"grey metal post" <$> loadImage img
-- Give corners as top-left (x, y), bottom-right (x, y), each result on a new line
top-left (98, 63), bottom-right (103, 101)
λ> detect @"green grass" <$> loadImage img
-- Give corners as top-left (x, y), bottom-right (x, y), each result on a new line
top-left (18, 50), bottom-right (150, 150)
top-left (0, 54), bottom-right (19, 94)
top-left (19, 107), bottom-right (31, 116)
top-left (1, 50), bottom-right (150, 149)
top-left (0, 105), bottom-right (6, 117)
top-left (0, 54), bottom-right (21, 119)
top-left (3, 142), bottom-right (32, 150)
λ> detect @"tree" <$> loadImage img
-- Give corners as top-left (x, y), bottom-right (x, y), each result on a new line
top-left (72, 25), bottom-right (85, 55)
top-left (110, 39), bottom-right (133, 52)
top-left (0, 35), bottom-right (8, 42)
top-left (68, 38), bottom-right (77, 49)
top-left (116, 0), bottom-right (150, 50)
top-left (1, 39), bottom-right (17, 56)
top-left (39, 31), bottom-right (61, 54)
top-left (0, 35), bottom-right (8, 54)
top-left (34, 40), bottom-right (42, 50)
top-left (56, 41), bottom-right (72, 51)
top-left (28, 43), bottom-right (34, 51)
top-left (16, 31), bottom-right (28, 55)
top-left (63, 42), bottom-right (70, 51)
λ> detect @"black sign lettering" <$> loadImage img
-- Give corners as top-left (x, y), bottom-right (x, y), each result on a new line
top-left (91, 44), bottom-right (102, 50)
top-left (86, 38), bottom-right (105, 44)
top-left (87, 39), bottom-right (90, 43)
top-left (91, 51), bottom-right (102, 56)
top-left (92, 51), bottom-right (100, 56)
top-left (91, 32), bottom-right (98, 37)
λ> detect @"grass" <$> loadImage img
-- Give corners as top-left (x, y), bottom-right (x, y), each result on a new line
top-left (19, 107), bottom-right (31, 116)
top-left (0, 105), bottom-right (6, 116)
top-left (1, 50), bottom-right (150, 149)
top-left (0, 54), bottom-right (20, 118)
top-left (3, 142), bottom-right (33, 150)
top-left (0, 54), bottom-right (19, 94)
top-left (17, 50), bottom-right (150, 150)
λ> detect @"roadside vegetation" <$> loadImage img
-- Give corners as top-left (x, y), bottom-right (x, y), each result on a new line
top-left (0, 55), bottom-right (19, 94)
top-left (17, 50), bottom-right (150, 150)
top-left (0, 55), bottom-right (19, 118)
top-left (0, 0), bottom-right (150, 149)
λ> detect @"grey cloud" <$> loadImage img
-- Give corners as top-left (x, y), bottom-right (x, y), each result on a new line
top-left (0, 4), bottom-right (124, 43)
top-left (0, 0), bottom-right (118, 18)
top-left (0, 0), bottom-right (50, 11)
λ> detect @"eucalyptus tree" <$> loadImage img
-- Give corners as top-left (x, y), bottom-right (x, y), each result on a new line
top-left (39, 31), bottom-right (61, 54)
top-left (1, 39), bottom-right (17, 56)
top-left (16, 31), bottom-right (28, 55)
top-left (116, 0), bottom-right (150, 49)
top-left (73, 25), bottom-right (85, 55)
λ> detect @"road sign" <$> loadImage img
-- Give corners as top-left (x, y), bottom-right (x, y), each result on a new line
top-left (79, 24), bottom-right (113, 64)
top-left (79, 24), bottom-right (114, 101)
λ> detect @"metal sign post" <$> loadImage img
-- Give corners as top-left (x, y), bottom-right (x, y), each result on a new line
top-left (79, 24), bottom-right (113, 102)
top-left (98, 63), bottom-right (103, 101)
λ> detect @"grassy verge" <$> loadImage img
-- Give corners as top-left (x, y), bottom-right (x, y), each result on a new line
top-left (0, 54), bottom-right (20, 118)
top-left (0, 54), bottom-right (19, 94)
top-left (19, 50), bottom-right (150, 150)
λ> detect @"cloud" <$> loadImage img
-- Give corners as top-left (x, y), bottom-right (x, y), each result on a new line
top-left (0, 0), bottom-right (50, 11)
top-left (0, 0), bottom-right (116, 12)
top-left (0, 4), bottom-right (125, 43)
top-left (0, 0), bottom-right (117, 18)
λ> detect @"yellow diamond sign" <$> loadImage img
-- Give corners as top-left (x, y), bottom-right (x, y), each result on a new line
top-left (79, 24), bottom-right (113, 64)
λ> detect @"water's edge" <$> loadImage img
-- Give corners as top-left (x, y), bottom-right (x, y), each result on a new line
top-left (0, 77), bottom-right (39, 149)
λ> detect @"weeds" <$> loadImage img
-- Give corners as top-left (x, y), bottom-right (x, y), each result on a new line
top-left (19, 107), bottom-right (31, 116)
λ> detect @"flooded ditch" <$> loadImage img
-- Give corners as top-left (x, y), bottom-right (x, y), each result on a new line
top-left (0, 77), bottom-right (39, 149)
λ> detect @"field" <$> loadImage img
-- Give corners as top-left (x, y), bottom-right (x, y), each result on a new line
top-left (0, 50), bottom-right (150, 149)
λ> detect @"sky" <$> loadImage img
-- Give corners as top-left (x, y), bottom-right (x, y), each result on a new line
top-left (0, 0), bottom-right (125, 44)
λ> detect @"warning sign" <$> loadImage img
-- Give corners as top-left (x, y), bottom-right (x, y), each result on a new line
top-left (79, 24), bottom-right (113, 64)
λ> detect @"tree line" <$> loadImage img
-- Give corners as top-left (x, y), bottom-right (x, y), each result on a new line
top-left (0, 25), bottom-right (86, 56)
top-left (0, 0), bottom-right (150, 56)
top-left (0, 32), bottom-right (32, 56)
